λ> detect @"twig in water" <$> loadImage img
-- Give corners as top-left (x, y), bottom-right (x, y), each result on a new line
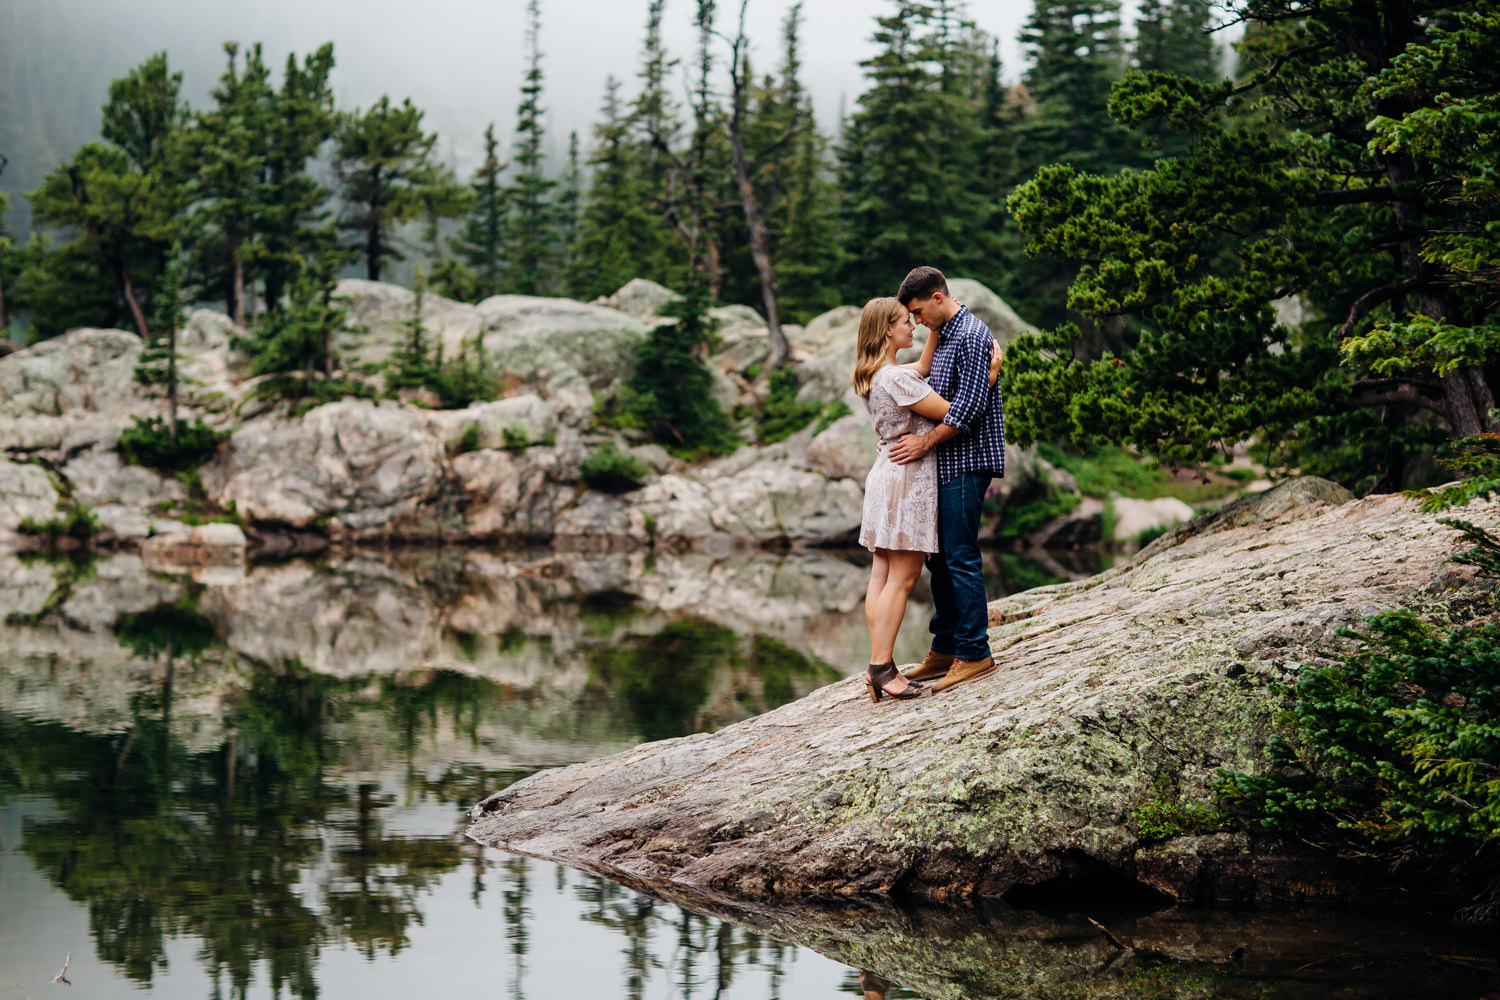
top-left (52, 952), bottom-right (72, 986)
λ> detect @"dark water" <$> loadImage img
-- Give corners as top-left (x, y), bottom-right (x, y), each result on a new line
top-left (1, 546), bottom-right (1495, 1000)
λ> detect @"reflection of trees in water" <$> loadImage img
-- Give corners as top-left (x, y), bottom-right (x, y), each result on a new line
top-left (566, 869), bottom-right (792, 1000)
top-left (587, 620), bottom-right (842, 742)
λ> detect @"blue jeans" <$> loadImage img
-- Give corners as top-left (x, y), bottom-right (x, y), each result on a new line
top-left (927, 473), bottom-right (991, 661)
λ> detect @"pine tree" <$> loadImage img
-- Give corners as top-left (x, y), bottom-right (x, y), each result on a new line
top-left (503, 0), bottom-right (563, 295)
top-left (251, 254), bottom-right (345, 381)
top-left (22, 54), bottom-right (185, 340)
top-left (557, 130), bottom-right (582, 269)
top-left (333, 96), bottom-right (455, 281)
top-left (258, 44), bottom-right (340, 315)
top-left (837, 1), bottom-right (990, 300)
top-left (183, 42), bottom-right (272, 328)
top-left (450, 123), bottom-right (507, 301)
top-left (1132, 0), bottom-right (1218, 82)
top-left (566, 77), bottom-right (657, 300)
top-left (767, 5), bottom-right (843, 322)
top-left (622, 0), bottom-right (691, 289)
top-left (134, 240), bottom-right (186, 439)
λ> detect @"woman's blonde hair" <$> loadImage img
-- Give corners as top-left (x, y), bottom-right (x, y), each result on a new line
top-left (852, 297), bottom-right (905, 397)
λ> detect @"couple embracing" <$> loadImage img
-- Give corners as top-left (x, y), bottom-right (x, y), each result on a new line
top-left (854, 266), bottom-right (1004, 703)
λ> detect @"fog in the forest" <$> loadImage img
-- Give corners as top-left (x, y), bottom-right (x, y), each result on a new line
top-left (0, 0), bottom-right (1050, 232)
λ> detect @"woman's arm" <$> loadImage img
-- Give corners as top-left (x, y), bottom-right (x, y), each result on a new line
top-left (899, 325), bottom-right (941, 377)
top-left (907, 389), bottom-right (950, 423)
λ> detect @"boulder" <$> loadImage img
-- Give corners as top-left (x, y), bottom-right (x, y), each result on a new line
top-left (804, 412), bottom-right (876, 482)
top-left (634, 460), bottom-right (864, 543)
top-left (0, 328), bottom-right (146, 418)
top-left (477, 295), bottom-right (651, 419)
top-left (453, 446), bottom-right (574, 538)
top-left (0, 458), bottom-right (60, 532)
top-left (333, 279), bottom-right (483, 368)
top-left (948, 277), bottom-right (1038, 345)
top-left (141, 522), bottom-right (247, 567)
top-left (65, 448), bottom-right (186, 511)
top-left (1110, 496), bottom-right (1195, 544)
top-left (601, 278), bottom-right (681, 320)
top-left (424, 394), bottom-right (559, 453)
top-left (203, 399), bottom-right (447, 535)
top-left (468, 485), bottom-right (1491, 905)
top-left (796, 305), bottom-right (861, 355)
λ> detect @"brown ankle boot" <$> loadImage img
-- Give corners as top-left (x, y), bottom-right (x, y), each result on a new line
top-left (904, 650), bottom-right (954, 682)
top-left (931, 654), bottom-right (996, 692)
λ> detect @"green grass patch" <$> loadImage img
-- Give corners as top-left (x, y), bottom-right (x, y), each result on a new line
top-left (1038, 442), bottom-right (1240, 503)
top-left (579, 443), bottom-right (648, 493)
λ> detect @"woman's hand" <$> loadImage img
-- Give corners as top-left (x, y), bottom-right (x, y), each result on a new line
top-left (988, 337), bottom-right (1003, 386)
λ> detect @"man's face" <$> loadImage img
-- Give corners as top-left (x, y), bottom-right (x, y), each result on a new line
top-left (904, 292), bottom-right (946, 333)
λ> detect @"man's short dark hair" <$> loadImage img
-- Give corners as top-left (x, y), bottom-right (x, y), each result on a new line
top-left (898, 266), bottom-right (948, 305)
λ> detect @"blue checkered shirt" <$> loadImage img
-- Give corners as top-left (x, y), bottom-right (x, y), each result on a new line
top-left (927, 305), bottom-right (1005, 483)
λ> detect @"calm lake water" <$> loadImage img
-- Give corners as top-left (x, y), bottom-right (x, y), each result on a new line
top-left (2, 546), bottom-right (1495, 1000)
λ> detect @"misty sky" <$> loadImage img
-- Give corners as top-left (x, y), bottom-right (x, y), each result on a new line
top-left (20, 0), bottom-right (1049, 173)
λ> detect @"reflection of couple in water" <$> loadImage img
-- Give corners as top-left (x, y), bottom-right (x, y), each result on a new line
top-left (854, 266), bottom-right (1006, 705)
top-left (858, 969), bottom-right (893, 999)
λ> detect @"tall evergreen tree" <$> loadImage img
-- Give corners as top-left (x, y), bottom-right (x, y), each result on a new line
top-left (257, 44), bottom-right (340, 315)
top-left (772, 16), bottom-right (843, 322)
top-left (1015, 0), bottom-right (1132, 177)
top-left (450, 123), bottom-right (507, 300)
top-left (557, 130), bottom-right (582, 268)
top-left (1132, 0), bottom-right (1218, 82)
top-left (837, 1), bottom-right (990, 300)
top-left (627, 0), bottom-right (691, 288)
top-left (21, 54), bottom-right (184, 340)
top-left (134, 240), bottom-right (186, 439)
top-left (183, 42), bottom-right (272, 328)
top-left (503, 0), bottom-right (563, 295)
top-left (566, 78), bottom-right (657, 300)
top-left (333, 96), bottom-right (456, 281)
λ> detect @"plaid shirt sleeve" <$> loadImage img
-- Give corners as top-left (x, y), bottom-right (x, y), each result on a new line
top-left (940, 316), bottom-right (991, 434)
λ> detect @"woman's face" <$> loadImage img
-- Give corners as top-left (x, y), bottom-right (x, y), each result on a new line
top-left (885, 311), bottom-right (915, 351)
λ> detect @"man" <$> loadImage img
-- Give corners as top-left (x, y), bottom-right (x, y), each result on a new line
top-left (889, 266), bottom-right (1004, 692)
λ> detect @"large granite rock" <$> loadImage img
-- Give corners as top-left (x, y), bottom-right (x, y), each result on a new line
top-left (477, 295), bottom-right (650, 419)
top-left (631, 460), bottom-right (865, 545)
top-left (203, 399), bottom-right (448, 535)
top-left (333, 278), bottom-right (484, 368)
top-left (468, 483), bottom-right (1496, 904)
top-left (804, 412), bottom-right (876, 482)
top-left (601, 278), bottom-right (681, 320)
top-left (0, 458), bottom-right (60, 533)
top-left (0, 328), bottom-right (145, 418)
top-left (948, 277), bottom-right (1039, 345)
top-left (453, 445), bottom-right (574, 539)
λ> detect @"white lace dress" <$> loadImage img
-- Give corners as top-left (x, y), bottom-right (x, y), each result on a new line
top-left (859, 365), bottom-right (939, 553)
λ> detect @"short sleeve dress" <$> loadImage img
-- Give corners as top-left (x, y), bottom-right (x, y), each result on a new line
top-left (859, 365), bottom-right (940, 553)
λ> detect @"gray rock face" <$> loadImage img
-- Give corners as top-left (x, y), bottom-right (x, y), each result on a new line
top-left (477, 295), bottom-right (650, 419)
top-left (601, 278), bottom-right (681, 319)
top-left (804, 412), bottom-right (876, 482)
top-left (633, 461), bottom-right (865, 544)
top-left (333, 278), bottom-right (483, 368)
top-left (468, 486), bottom-right (1496, 904)
top-left (424, 394), bottom-right (559, 453)
top-left (0, 458), bottom-right (60, 533)
top-left (204, 399), bottom-right (448, 534)
top-left (0, 328), bottom-right (145, 418)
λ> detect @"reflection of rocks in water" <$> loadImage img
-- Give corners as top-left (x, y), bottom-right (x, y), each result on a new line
top-left (588, 878), bottom-right (1500, 1000)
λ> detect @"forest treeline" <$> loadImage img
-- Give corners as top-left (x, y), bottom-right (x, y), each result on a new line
top-left (0, 0), bottom-right (1497, 494)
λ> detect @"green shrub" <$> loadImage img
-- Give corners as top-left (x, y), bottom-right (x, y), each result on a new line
top-left (455, 423), bottom-right (483, 455)
top-left (812, 399), bottom-right (853, 437)
top-left (117, 416), bottom-right (229, 474)
top-left (1038, 441), bottom-right (1241, 504)
top-left (1220, 611), bottom-right (1500, 913)
top-left (19, 503), bottom-right (98, 540)
top-left (992, 488), bottom-right (1080, 542)
top-left (622, 287), bottom-right (739, 459)
top-left (756, 367), bottom-right (824, 444)
top-left (501, 427), bottom-right (531, 454)
top-left (579, 443), bottom-right (648, 493)
top-left (1134, 776), bottom-right (1231, 844)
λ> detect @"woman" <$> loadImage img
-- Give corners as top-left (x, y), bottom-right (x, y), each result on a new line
top-left (852, 297), bottom-right (999, 703)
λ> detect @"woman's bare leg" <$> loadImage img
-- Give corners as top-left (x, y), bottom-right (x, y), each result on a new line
top-left (865, 548), bottom-right (927, 693)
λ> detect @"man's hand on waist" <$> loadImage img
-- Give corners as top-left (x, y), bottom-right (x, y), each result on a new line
top-left (889, 423), bottom-right (959, 464)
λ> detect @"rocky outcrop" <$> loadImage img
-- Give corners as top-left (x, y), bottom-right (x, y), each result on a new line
top-left (202, 399), bottom-right (448, 535)
top-left (0, 458), bottom-right (60, 533)
top-left (467, 483), bottom-right (1496, 904)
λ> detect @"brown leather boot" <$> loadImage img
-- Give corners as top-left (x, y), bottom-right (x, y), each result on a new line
top-left (931, 654), bottom-right (996, 692)
top-left (903, 650), bottom-right (955, 682)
